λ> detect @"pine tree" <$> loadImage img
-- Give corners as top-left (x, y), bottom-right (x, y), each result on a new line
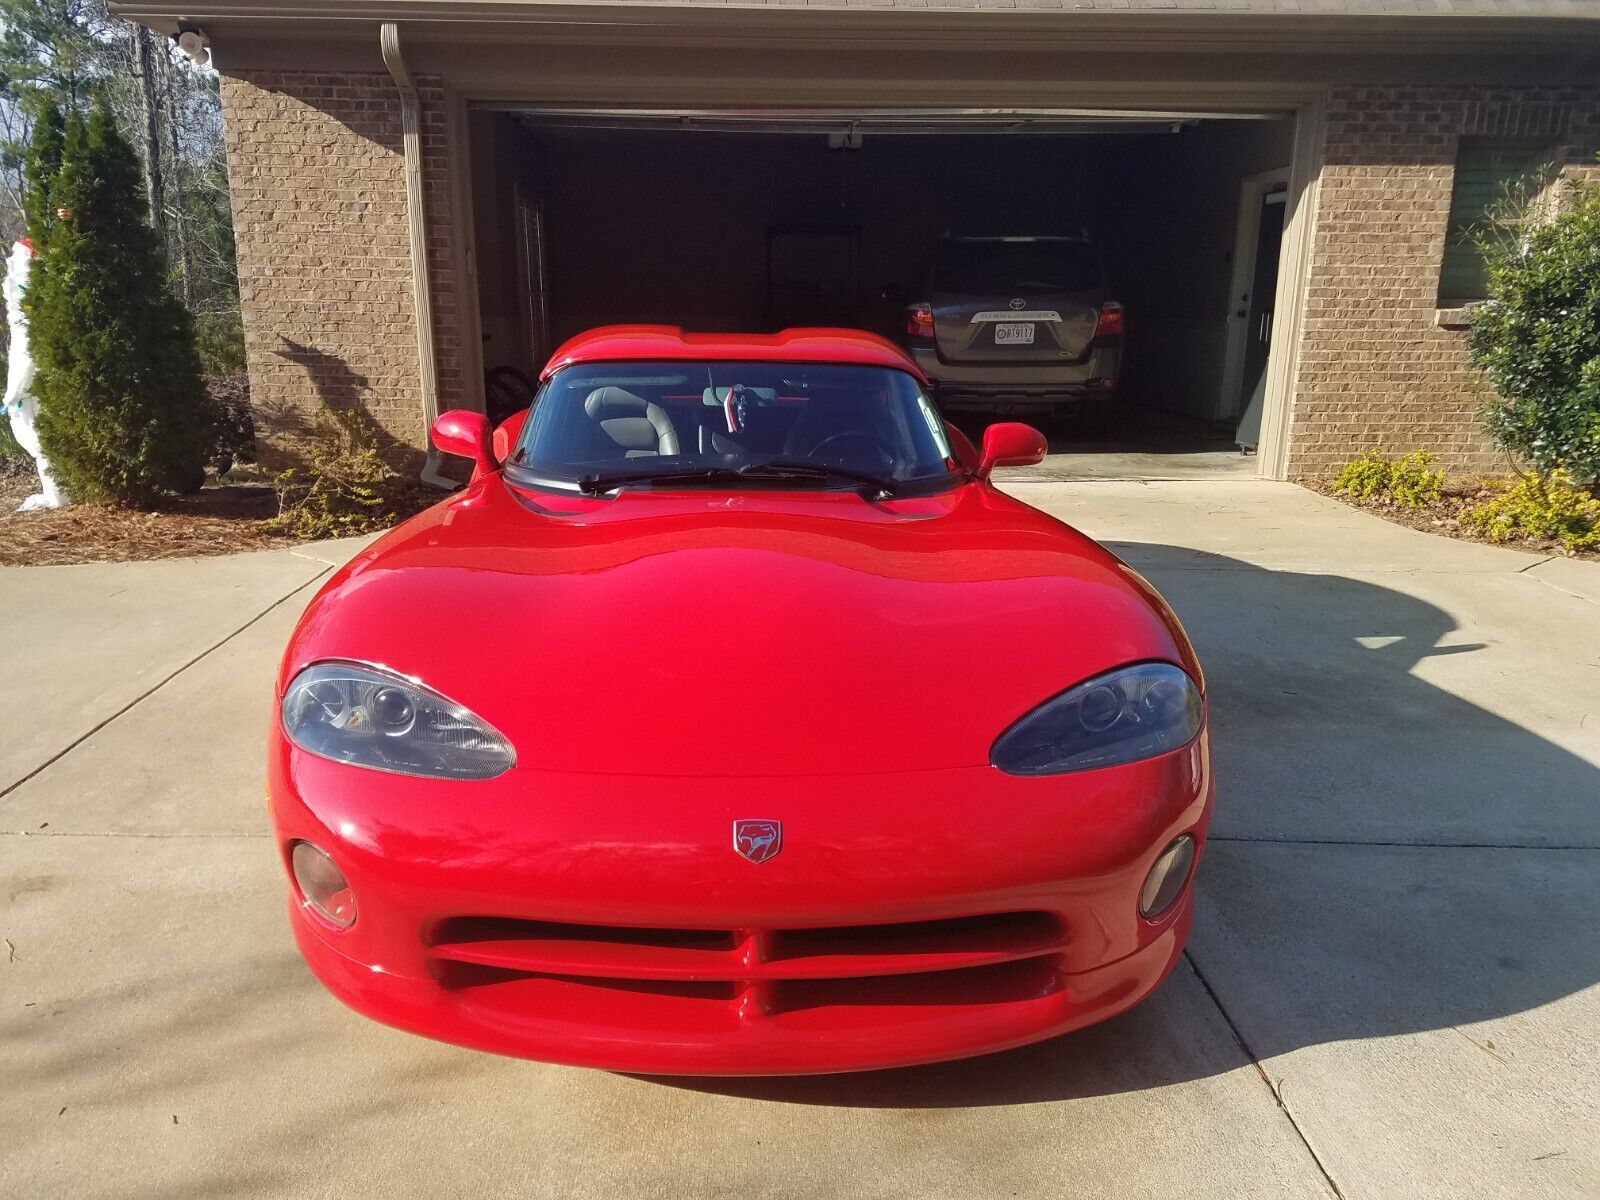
top-left (21, 94), bottom-right (63, 246)
top-left (31, 100), bottom-right (210, 503)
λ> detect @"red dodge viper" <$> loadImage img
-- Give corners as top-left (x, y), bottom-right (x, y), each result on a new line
top-left (268, 326), bottom-right (1212, 1075)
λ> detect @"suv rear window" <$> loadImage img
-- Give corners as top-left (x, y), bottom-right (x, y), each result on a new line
top-left (933, 240), bottom-right (1104, 295)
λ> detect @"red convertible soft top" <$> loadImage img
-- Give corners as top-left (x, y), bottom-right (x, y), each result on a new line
top-left (539, 325), bottom-right (928, 385)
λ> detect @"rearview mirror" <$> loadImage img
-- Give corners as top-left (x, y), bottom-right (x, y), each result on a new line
top-left (431, 409), bottom-right (494, 478)
top-left (976, 422), bottom-right (1047, 480)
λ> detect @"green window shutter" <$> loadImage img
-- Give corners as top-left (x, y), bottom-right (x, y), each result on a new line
top-left (1438, 139), bottom-right (1553, 306)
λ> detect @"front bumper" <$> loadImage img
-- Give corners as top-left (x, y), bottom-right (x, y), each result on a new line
top-left (270, 736), bottom-right (1211, 1075)
top-left (293, 896), bottom-right (1191, 1075)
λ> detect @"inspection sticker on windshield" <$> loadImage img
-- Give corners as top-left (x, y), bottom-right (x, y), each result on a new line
top-left (993, 323), bottom-right (1036, 345)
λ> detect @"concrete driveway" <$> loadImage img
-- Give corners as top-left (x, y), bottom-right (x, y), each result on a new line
top-left (3, 481), bottom-right (1597, 1200)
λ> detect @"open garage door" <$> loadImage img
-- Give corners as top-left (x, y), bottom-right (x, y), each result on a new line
top-left (468, 106), bottom-right (1295, 479)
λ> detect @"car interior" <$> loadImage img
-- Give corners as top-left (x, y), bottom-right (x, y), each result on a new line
top-left (519, 363), bottom-right (952, 479)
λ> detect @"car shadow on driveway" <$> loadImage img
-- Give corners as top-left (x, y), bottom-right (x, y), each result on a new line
top-left (653, 545), bottom-right (1600, 1107)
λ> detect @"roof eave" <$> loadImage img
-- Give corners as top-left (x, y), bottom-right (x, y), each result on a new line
top-left (108, 2), bottom-right (1600, 55)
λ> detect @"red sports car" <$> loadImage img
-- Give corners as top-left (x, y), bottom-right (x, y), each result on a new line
top-left (269, 326), bottom-right (1211, 1075)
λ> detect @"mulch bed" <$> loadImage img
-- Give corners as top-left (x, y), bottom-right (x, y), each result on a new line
top-left (0, 472), bottom-right (439, 567)
top-left (1307, 479), bottom-right (1599, 561)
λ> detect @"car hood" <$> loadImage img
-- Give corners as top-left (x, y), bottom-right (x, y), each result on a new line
top-left (282, 477), bottom-right (1199, 777)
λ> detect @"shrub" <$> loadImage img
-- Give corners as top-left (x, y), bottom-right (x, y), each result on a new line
top-left (0, 412), bottom-right (28, 475)
top-left (1388, 451), bottom-right (1447, 508)
top-left (1468, 169), bottom-right (1600, 490)
top-left (1333, 450), bottom-right (1445, 509)
top-left (194, 306), bottom-right (247, 378)
top-left (264, 406), bottom-right (408, 540)
top-left (1461, 471), bottom-right (1600, 555)
top-left (28, 101), bottom-right (212, 504)
top-left (203, 374), bottom-right (256, 474)
top-left (0, 345), bottom-right (25, 473)
top-left (1332, 450), bottom-right (1391, 501)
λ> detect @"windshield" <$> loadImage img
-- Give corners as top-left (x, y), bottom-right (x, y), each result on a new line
top-left (933, 240), bottom-right (1104, 295)
top-left (511, 361), bottom-right (955, 493)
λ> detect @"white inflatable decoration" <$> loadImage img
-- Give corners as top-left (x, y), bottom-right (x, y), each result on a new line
top-left (4, 238), bottom-right (64, 510)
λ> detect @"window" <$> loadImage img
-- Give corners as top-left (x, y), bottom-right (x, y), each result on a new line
top-left (932, 238), bottom-right (1105, 296)
top-left (511, 360), bottom-right (957, 495)
top-left (1438, 138), bottom-right (1557, 307)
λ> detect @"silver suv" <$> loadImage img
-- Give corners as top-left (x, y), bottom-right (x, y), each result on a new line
top-left (903, 235), bottom-right (1123, 423)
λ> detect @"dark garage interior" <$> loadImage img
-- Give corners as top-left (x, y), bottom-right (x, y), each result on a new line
top-left (468, 109), bottom-right (1294, 473)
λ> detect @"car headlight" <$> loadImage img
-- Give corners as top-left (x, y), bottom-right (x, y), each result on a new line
top-left (281, 662), bottom-right (515, 780)
top-left (991, 662), bottom-right (1203, 776)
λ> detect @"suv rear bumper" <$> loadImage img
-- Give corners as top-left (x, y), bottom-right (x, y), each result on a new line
top-left (910, 345), bottom-right (1120, 411)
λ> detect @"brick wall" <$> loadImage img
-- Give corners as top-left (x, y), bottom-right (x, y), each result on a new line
top-left (1288, 85), bottom-right (1600, 482)
top-left (221, 72), bottom-right (1600, 482)
top-left (219, 71), bottom-right (462, 467)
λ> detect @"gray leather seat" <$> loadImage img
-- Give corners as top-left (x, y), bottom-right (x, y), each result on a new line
top-left (583, 387), bottom-right (679, 458)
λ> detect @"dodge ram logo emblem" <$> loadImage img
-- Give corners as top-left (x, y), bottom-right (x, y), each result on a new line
top-left (733, 819), bottom-right (782, 864)
top-left (1009, 297), bottom-right (1026, 310)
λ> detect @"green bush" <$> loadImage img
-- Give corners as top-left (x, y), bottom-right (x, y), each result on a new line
top-left (264, 406), bottom-right (408, 540)
top-left (0, 412), bottom-right (28, 474)
top-left (194, 305), bottom-right (247, 378)
top-left (1388, 451), bottom-right (1447, 508)
top-left (1461, 471), bottom-right (1600, 554)
top-left (1468, 170), bottom-right (1600, 490)
top-left (1332, 450), bottom-right (1390, 501)
top-left (0, 345), bottom-right (24, 472)
top-left (28, 100), bottom-right (212, 504)
top-left (1333, 450), bottom-right (1445, 509)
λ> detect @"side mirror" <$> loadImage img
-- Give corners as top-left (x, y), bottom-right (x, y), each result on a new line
top-left (431, 409), bottom-right (494, 478)
top-left (492, 408), bottom-right (530, 464)
top-left (976, 422), bottom-right (1047, 480)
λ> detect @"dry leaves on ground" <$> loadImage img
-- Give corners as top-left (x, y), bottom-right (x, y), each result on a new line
top-left (0, 475), bottom-right (294, 566)
top-left (0, 475), bottom-right (443, 567)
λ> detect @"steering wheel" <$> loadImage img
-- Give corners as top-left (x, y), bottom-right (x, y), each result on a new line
top-left (806, 431), bottom-right (895, 470)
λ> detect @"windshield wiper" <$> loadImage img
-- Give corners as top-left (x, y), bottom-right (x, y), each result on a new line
top-left (576, 467), bottom-right (745, 496)
top-left (576, 461), bottom-right (898, 497)
top-left (741, 459), bottom-right (898, 497)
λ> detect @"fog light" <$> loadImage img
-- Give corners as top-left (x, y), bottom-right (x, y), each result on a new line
top-left (1139, 834), bottom-right (1195, 919)
top-left (291, 841), bottom-right (356, 929)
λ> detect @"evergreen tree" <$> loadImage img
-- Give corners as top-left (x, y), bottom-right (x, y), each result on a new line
top-left (31, 101), bottom-right (210, 503)
top-left (21, 93), bottom-right (63, 245)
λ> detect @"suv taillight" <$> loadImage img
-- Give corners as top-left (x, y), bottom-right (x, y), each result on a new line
top-left (1094, 301), bottom-right (1124, 339)
top-left (906, 303), bottom-right (935, 339)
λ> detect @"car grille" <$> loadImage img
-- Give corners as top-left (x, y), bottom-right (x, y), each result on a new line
top-left (425, 911), bottom-right (1069, 1024)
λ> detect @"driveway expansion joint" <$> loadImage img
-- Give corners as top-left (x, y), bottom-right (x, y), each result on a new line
top-left (0, 567), bottom-right (332, 806)
top-left (2, 830), bottom-right (272, 839)
top-left (1209, 836), bottom-right (1600, 851)
top-left (1183, 950), bottom-right (1347, 1200)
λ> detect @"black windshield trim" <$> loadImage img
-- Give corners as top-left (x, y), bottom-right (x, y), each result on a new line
top-left (504, 462), bottom-right (963, 500)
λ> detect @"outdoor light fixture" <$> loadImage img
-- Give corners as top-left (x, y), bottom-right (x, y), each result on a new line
top-left (176, 27), bottom-right (210, 67)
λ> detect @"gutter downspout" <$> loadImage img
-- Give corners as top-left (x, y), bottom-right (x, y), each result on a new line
top-left (381, 21), bottom-right (455, 490)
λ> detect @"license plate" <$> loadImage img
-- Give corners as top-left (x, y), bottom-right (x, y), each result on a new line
top-left (993, 322), bottom-right (1035, 346)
